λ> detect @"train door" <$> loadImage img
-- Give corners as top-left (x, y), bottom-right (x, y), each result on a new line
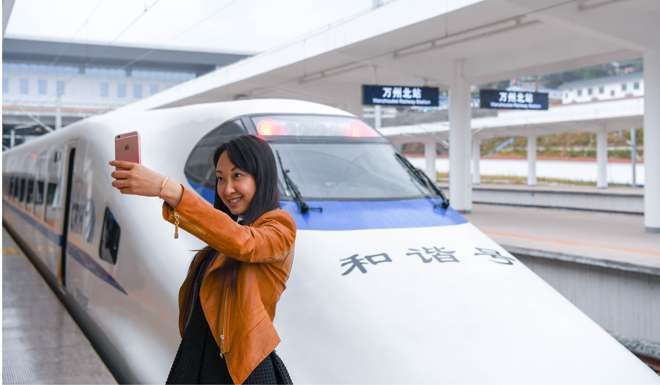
top-left (58, 143), bottom-right (77, 288)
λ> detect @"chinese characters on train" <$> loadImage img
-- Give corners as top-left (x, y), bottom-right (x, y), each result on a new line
top-left (340, 246), bottom-right (516, 276)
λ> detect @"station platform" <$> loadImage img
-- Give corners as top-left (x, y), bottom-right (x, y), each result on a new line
top-left (440, 182), bottom-right (645, 215)
top-left (2, 227), bottom-right (116, 384)
top-left (465, 203), bottom-right (660, 276)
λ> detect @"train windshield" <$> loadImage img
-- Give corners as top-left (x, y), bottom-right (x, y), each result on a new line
top-left (255, 115), bottom-right (431, 200)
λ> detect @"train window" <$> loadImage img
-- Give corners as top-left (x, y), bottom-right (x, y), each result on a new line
top-left (11, 176), bottom-right (18, 198)
top-left (8, 176), bottom-right (15, 197)
top-left (19, 178), bottom-right (26, 202)
top-left (271, 141), bottom-right (432, 199)
top-left (99, 207), bottom-right (121, 265)
top-left (26, 179), bottom-right (35, 204)
top-left (247, 115), bottom-right (430, 200)
top-left (184, 119), bottom-right (247, 189)
top-left (46, 182), bottom-right (58, 205)
top-left (35, 180), bottom-right (45, 205)
top-left (45, 149), bottom-right (63, 225)
top-left (217, 120), bottom-right (245, 136)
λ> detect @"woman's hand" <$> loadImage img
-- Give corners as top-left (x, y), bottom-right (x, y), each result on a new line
top-left (109, 160), bottom-right (164, 197)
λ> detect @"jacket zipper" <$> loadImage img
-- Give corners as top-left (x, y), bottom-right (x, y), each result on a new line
top-left (173, 211), bottom-right (180, 239)
top-left (220, 280), bottom-right (231, 357)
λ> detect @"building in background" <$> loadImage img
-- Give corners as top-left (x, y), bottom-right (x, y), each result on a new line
top-left (2, 37), bottom-right (249, 148)
top-left (559, 72), bottom-right (644, 104)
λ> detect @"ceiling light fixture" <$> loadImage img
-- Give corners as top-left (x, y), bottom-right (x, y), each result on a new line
top-left (393, 17), bottom-right (540, 59)
top-left (298, 61), bottom-right (370, 84)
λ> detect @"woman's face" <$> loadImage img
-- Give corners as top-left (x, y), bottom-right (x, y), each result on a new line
top-left (216, 151), bottom-right (257, 216)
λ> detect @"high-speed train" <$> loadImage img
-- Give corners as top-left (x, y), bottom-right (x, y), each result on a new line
top-left (3, 99), bottom-right (657, 384)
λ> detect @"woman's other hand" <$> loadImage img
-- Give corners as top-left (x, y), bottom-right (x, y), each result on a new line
top-left (109, 160), bottom-right (164, 197)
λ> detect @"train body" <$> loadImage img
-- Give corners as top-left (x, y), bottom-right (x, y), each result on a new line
top-left (2, 99), bottom-right (657, 383)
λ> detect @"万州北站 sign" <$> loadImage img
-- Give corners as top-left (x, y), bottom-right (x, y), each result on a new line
top-left (479, 89), bottom-right (549, 110)
top-left (362, 84), bottom-right (439, 107)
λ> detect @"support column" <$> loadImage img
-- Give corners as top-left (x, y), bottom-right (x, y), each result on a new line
top-left (424, 138), bottom-right (437, 182)
top-left (631, 127), bottom-right (637, 187)
top-left (527, 135), bottom-right (537, 186)
top-left (472, 136), bottom-right (481, 185)
top-left (596, 130), bottom-right (608, 189)
top-left (449, 61), bottom-right (472, 212)
top-left (55, 96), bottom-right (62, 130)
top-left (644, 50), bottom-right (660, 231)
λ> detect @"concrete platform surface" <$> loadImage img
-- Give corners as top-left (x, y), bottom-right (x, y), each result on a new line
top-left (2, 227), bottom-right (116, 384)
top-left (465, 204), bottom-right (660, 276)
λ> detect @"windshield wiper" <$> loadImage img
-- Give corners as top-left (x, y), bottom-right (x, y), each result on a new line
top-left (395, 153), bottom-right (450, 209)
top-left (275, 150), bottom-right (321, 214)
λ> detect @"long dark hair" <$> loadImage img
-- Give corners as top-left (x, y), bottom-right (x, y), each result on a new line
top-left (211, 135), bottom-right (280, 225)
top-left (202, 135), bottom-right (280, 285)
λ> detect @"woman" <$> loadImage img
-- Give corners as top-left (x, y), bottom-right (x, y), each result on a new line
top-left (110, 135), bottom-right (296, 384)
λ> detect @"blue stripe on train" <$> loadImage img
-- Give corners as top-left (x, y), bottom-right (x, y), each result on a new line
top-left (3, 199), bottom-right (128, 295)
top-left (188, 181), bottom-right (467, 230)
top-left (3, 200), bottom-right (64, 246)
top-left (66, 241), bottom-right (128, 295)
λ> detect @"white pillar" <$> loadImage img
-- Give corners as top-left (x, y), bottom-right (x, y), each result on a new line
top-left (472, 137), bottom-right (481, 185)
top-left (424, 138), bottom-right (437, 182)
top-left (644, 50), bottom-right (660, 231)
top-left (631, 127), bottom-right (637, 187)
top-left (449, 61), bottom-right (472, 212)
top-left (527, 135), bottom-right (537, 186)
top-left (55, 96), bottom-right (62, 130)
top-left (596, 130), bottom-right (608, 189)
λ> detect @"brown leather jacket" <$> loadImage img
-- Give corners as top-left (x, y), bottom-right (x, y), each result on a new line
top-left (162, 187), bottom-right (296, 384)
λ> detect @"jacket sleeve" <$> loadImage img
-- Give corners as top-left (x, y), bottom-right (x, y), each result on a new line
top-left (162, 186), bottom-right (296, 263)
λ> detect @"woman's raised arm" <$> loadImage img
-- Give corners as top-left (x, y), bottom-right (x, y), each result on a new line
top-left (109, 160), bottom-right (183, 208)
top-left (162, 187), bottom-right (295, 263)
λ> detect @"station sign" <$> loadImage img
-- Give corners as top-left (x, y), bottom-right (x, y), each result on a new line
top-left (362, 84), bottom-right (439, 107)
top-left (479, 89), bottom-right (548, 110)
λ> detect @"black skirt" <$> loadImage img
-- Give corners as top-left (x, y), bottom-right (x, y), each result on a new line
top-left (166, 255), bottom-right (292, 384)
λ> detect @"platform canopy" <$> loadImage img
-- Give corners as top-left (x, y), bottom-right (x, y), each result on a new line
top-left (124, 0), bottom-right (659, 114)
